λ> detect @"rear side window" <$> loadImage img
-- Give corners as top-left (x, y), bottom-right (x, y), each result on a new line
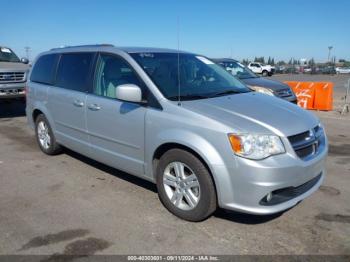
top-left (30, 54), bottom-right (58, 84)
top-left (55, 53), bottom-right (93, 92)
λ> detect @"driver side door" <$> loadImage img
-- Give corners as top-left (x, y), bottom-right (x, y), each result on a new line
top-left (86, 53), bottom-right (147, 177)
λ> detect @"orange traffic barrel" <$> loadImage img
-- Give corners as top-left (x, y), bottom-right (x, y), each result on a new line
top-left (284, 81), bottom-right (315, 109)
top-left (314, 82), bottom-right (333, 111)
top-left (284, 81), bottom-right (333, 111)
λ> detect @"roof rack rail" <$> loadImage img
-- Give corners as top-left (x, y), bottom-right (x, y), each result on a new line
top-left (50, 44), bottom-right (114, 51)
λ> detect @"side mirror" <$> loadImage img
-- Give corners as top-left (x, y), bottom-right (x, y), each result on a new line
top-left (21, 58), bottom-right (29, 64)
top-left (116, 84), bottom-right (142, 103)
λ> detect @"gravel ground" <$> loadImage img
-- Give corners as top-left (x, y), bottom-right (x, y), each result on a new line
top-left (0, 74), bottom-right (349, 256)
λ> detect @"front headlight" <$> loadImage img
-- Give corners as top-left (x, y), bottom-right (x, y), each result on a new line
top-left (249, 86), bottom-right (274, 96)
top-left (228, 134), bottom-right (285, 160)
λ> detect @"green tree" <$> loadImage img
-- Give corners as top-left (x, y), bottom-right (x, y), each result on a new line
top-left (241, 59), bottom-right (250, 65)
top-left (257, 57), bottom-right (265, 64)
top-left (308, 58), bottom-right (315, 66)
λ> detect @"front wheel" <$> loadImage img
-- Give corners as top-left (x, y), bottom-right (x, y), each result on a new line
top-left (156, 149), bottom-right (217, 221)
top-left (262, 70), bottom-right (269, 77)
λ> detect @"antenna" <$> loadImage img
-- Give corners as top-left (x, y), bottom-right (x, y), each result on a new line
top-left (177, 16), bottom-right (181, 106)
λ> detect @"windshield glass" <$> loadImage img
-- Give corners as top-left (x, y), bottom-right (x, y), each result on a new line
top-left (0, 47), bottom-right (21, 62)
top-left (220, 61), bottom-right (258, 79)
top-left (130, 53), bottom-right (250, 100)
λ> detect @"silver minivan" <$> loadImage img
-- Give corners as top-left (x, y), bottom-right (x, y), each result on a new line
top-left (26, 45), bottom-right (327, 221)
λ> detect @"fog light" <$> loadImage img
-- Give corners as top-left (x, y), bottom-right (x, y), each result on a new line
top-left (266, 193), bottom-right (273, 202)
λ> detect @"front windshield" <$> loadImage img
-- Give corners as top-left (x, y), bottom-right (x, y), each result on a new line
top-left (221, 61), bottom-right (258, 79)
top-left (130, 53), bottom-right (250, 100)
top-left (0, 47), bottom-right (21, 63)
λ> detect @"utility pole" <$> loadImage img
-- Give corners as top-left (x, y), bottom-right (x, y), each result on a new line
top-left (24, 46), bottom-right (31, 61)
top-left (328, 46), bottom-right (333, 63)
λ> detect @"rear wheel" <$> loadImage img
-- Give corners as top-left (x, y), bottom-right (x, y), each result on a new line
top-left (262, 70), bottom-right (269, 77)
top-left (35, 114), bottom-right (62, 155)
top-left (156, 149), bottom-right (217, 221)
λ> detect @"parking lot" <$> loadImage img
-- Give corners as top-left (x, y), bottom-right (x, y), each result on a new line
top-left (0, 74), bottom-right (349, 256)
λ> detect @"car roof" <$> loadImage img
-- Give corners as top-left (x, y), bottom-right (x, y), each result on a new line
top-left (211, 58), bottom-right (239, 63)
top-left (47, 44), bottom-right (193, 55)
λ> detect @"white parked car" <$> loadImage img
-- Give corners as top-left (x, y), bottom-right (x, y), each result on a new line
top-left (336, 67), bottom-right (350, 74)
top-left (248, 62), bottom-right (275, 76)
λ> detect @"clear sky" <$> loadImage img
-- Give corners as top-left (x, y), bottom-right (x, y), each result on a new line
top-left (1, 0), bottom-right (349, 62)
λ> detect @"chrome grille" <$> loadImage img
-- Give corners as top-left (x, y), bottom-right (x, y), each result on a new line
top-left (288, 125), bottom-right (324, 160)
top-left (0, 72), bottom-right (25, 83)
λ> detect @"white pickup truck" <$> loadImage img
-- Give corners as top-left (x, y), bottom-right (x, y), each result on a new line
top-left (0, 46), bottom-right (30, 100)
top-left (248, 62), bottom-right (275, 76)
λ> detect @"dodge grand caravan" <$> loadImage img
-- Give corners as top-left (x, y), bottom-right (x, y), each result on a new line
top-left (26, 45), bottom-right (327, 221)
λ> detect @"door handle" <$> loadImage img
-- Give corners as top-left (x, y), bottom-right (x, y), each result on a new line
top-left (73, 99), bottom-right (84, 107)
top-left (88, 104), bottom-right (101, 111)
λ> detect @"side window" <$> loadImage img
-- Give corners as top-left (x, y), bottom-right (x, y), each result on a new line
top-left (56, 53), bottom-right (93, 92)
top-left (93, 54), bottom-right (144, 99)
top-left (30, 54), bottom-right (58, 84)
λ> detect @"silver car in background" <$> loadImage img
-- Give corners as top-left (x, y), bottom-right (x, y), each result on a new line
top-left (26, 45), bottom-right (327, 221)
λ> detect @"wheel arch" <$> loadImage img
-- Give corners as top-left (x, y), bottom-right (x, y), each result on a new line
top-left (152, 142), bottom-right (219, 201)
top-left (32, 108), bottom-right (43, 122)
top-left (150, 130), bottom-right (229, 197)
top-left (153, 142), bottom-right (213, 178)
top-left (30, 103), bottom-right (56, 133)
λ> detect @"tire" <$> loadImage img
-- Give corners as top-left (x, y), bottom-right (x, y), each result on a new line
top-left (262, 70), bottom-right (269, 77)
top-left (35, 114), bottom-right (62, 155)
top-left (156, 149), bottom-right (217, 221)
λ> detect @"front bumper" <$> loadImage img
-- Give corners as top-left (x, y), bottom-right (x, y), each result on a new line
top-left (0, 82), bottom-right (25, 99)
top-left (214, 137), bottom-right (327, 215)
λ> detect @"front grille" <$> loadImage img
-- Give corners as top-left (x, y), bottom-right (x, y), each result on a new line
top-left (0, 72), bottom-right (25, 83)
top-left (288, 125), bottom-right (324, 160)
top-left (260, 173), bottom-right (322, 206)
top-left (274, 88), bottom-right (293, 98)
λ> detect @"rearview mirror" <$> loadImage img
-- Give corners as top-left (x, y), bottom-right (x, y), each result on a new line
top-left (21, 58), bottom-right (29, 64)
top-left (116, 84), bottom-right (142, 103)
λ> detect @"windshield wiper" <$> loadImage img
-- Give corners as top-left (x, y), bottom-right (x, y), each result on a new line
top-left (209, 90), bottom-right (243, 98)
top-left (167, 94), bottom-right (210, 101)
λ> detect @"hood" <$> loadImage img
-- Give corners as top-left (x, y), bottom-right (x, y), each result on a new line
top-left (0, 62), bottom-right (29, 71)
top-left (242, 77), bottom-right (290, 91)
top-left (182, 92), bottom-right (318, 137)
